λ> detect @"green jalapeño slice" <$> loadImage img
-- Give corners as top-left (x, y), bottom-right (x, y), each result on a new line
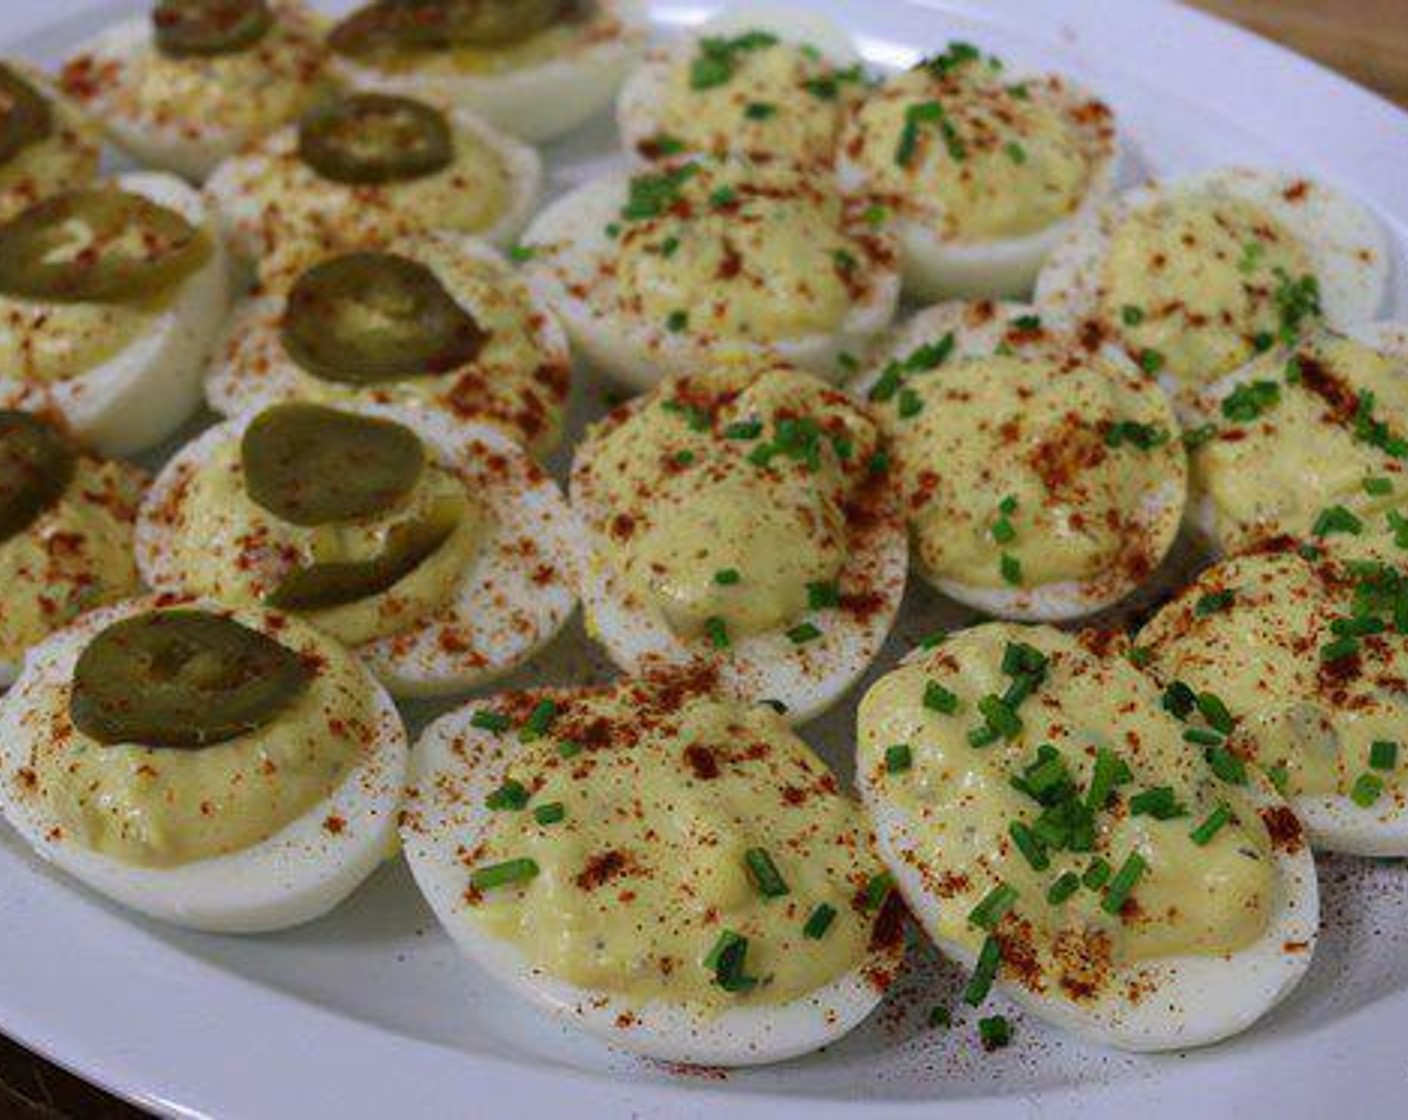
top-left (0, 189), bottom-right (210, 303)
top-left (329, 0), bottom-right (568, 57)
top-left (153, 0), bottom-right (274, 58)
top-left (0, 64), bottom-right (53, 169)
top-left (69, 609), bottom-right (315, 748)
top-left (297, 93), bottom-right (453, 185)
top-left (241, 403), bottom-right (427, 527)
top-left (280, 251), bottom-right (487, 384)
top-left (0, 410), bottom-right (75, 544)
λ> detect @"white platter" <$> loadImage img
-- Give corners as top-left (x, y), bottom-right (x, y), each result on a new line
top-left (2, 1), bottom-right (1407, 1118)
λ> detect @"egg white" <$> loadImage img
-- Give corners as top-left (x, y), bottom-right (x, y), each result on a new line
top-left (400, 694), bottom-right (900, 1066)
top-left (835, 72), bottom-right (1123, 302)
top-left (1187, 320), bottom-right (1408, 554)
top-left (850, 300), bottom-right (1186, 622)
top-left (1036, 166), bottom-right (1390, 417)
top-left (328, 0), bottom-right (648, 144)
top-left (570, 394), bottom-right (906, 724)
top-left (203, 103), bottom-right (542, 274)
top-left (136, 401), bottom-right (581, 700)
top-left (56, 3), bottom-right (329, 182)
top-left (204, 232), bottom-right (572, 457)
top-left (616, 4), bottom-right (860, 164)
top-left (0, 596), bottom-right (407, 933)
top-left (0, 171), bottom-right (229, 457)
top-left (522, 163), bottom-right (900, 391)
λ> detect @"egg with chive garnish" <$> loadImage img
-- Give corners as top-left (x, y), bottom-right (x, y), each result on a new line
top-left (569, 361), bottom-right (906, 723)
top-left (850, 300), bottom-right (1185, 621)
top-left (857, 622), bottom-right (1318, 1051)
top-left (399, 672), bottom-right (904, 1065)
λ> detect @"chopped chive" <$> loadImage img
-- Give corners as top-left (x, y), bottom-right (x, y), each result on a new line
top-left (507, 244), bottom-right (535, 263)
top-left (1004, 141), bottom-right (1027, 165)
top-left (1128, 786), bottom-right (1187, 820)
top-left (1320, 636), bottom-right (1360, 662)
top-left (969, 882), bottom-right (1018, 930)
top-left (1128, 645), bottom-right (1154, 669)
top-left (1371, 740), bottom-right (1399, 771)
top-left (1183, 726), bottom-right (1224, 747)
top-left (1312, 504), bottom-right (1363, 538)
top-left (897, 388), bottom-right (923, 418)
top-left (1364, 476), bottom-right (1394, 496)
top-left (744, 100), bottom-right (776, 120)
top-left (1046, 871), bottom-right (1080, 905)
top-left (704, 615), bottom-right (730, 649)
top-left (470, 709), bottom-right (511, 733)
top-left (1139, 348), bottom-right (1165, 375)
top-left (1351, 772), bottom-right (1384, 807)
top-left (1189, 803), bottom-right (1232, 846)
top-left (1205, 745), bottom-right (1248, 785)
top-left (962, 934), bottom-right (1001, 1006)
top-left (991, 516), bottom-right (1016, 545)
top-left (1265, 762), bottom-right (1290, 795)
top-left (744, 847), bottom-right (789, 898)
top-left (1196, 691), bottom-right (1235, 734)
top-left (485, 779), bottom-right (530, 811)
top-left (978, 1014), bottom-right (1012, 1051)
top-left (723, 419), bottom-right (763, 440)
top-left (714, 568), bottom-right (741, 585)
top-left (978, 694), bottom-right (1022, 740)
top-left (1195, 589), bottom-right (1236, 616)
top-left (787, 622), bottom-right (823, 644)
top-left (924, 680), bottom-right (960, 714)
top-left (703, 929), bottom-right (757, 993)
top-left (863, 871), bottom-right (894, 910)
top-left (520, 699), bottom-right (558, 741)
top-left (1000, 552), bottom-right (1022, 586)
top-left (534, 801), bottom-right (566, 825)
top-left (928, 1006), bottom-right (952, 1029)
top-left (919, 629), bottom-right (947, 649)
top-left (806, 580), bottom-right (840, 609)
top-left (1086, 747), bottom-right (1132, 809)
top-left (967, 724), bottom-right (999, 748)
top-left (665, 310), bottom-right (689, 332)
top-left (471, 858), bottom-right (539, 891)
top-left (1120, 304), bottom-right (1145, 326)
top-left (1163, 684), bottom-right (1196, 720)
top-left (885, 743), bottom-right (913, 773)
top-left (1101, 852), bottom-right (1147, 914)
top-left (1082, 858), bottom-right (1111, 890)
top-left (1009, 821), bottom-right (1049, 871)
top-left (803, 902), bottom-right (837, 939)
top-left (557, 740), bottom-right (582, 759)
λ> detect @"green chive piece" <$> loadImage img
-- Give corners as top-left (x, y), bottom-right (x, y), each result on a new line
top-left (1364, 476), bottom-right (1394, 496)
top-left (920, 629), bottom-right (947, 649)
top-left (863, 871), bottom-right (894, 910)
top-left (1009, 821), bottom-right (1049, 871)
top-left (1189, 803), bottom-right (1232, 846)
top-left (1183, 727), bottom-right (1225, 747)
top-left (1265, 762), bottom-right (1290, 795)
top-left (724, 419), bottom-right (763, 440)
top-left (471, 858), bottom-right (539, 891)
top-left (557, 740), bottom-right (582, 759)
top-left (924, 680), bottom-right (960, 714)
top-left (978, 694), bottom-right (1022, 740)
top-left (1196, 691), bottom-right (1235, 733)
top-left (962, 934), bottom-right (1001, 1006)
top-left (1312, 504), bottom-right (1363, 538)
top-left (1205, 745), bottom-right (1248, 785)
top-left (969, 882), bottom-right (1018, 930)
top-left (519, 699), bottom-right (558, 741)
top-left (928, 1006), bottom-right (952, 1029)
top-left (470, 709), bottom-right (510, 733)
top-left (1371, 740), bottom-right (1399, 771)
top-left (1120, 304), bottom-right (1145, 326)
top-left (1351, 772), bottom-right (1384, 807)
top-left (1129, 786), bottom-right (1188, 820)
top-left (803, 902), bottom-right (837, 939)
top-left (1195, 589), bottom-right (1236, 616)
top-left (744, 847), bottom-right (789, 898)
top-left (967, 724), bottom-right (1000, 748)
top-left (978, 1014), bottom-right (1012, 1051)
top-left (1046, 871), bottom-right (1080, 905)
top-left (787, 622), bottom-right (823, 644)
top-left (1320, 635), bottom-right (1360, 662)
top-left (507, 244), bottom-right (535, 263)
top-left (1000, 552), bottom-right (1022, 586)
top-left (533, 801), bottom-right (566, 826)
top-left (485, 780), bottom-right (529, 811)
top-left (806, 580), bottom-right (840, 609)
top-left (885, 743), bottom-right (913, 773)
top-left (1086, 748), bottom-right (1132, 809)
top-left (1101, 852), bottom-right (1147, 914)
top-left (1082, 858), bottom-right (1111, 890)
top-left (715, 568), bottom-right (741, 585)
top-left (703, 929), bottom-right (758, 993)
top-left (704, 616), bottom-right (730, 649)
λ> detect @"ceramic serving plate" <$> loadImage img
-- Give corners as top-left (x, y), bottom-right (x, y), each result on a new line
top-left (0, 1), bottom-right (1406, 1117)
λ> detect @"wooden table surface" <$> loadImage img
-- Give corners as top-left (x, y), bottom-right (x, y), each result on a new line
top-left (2, 1), bottom-right (1405, 1117)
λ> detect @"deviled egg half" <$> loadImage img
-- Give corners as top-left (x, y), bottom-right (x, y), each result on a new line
top-left (58, 0), bottom-right (332, 182)
top-left (0, 172), bottom-right (229, 456)
top-left (523, 155), bottom-right (899, 388)
top-left (0, 410), bottom-right (145, 688)
top-left (617, 5), bottom-right (865, 167)
top-left (858, 622), bottom-right (1318, 1051)
top-left (1140, 548), bottom-right (1408, 856)
top-left (206, 232), bottom-right (571, 458)
top-left (0, 597), bottom-right (407, 932)
top-left (852, 301), bottom-right (1186, 620)
top-left (205, 90), bottom-right (540, 285)
top-left (836, 40), bottom-right (1120, 301)
top-left (137, 401), bottom-right (579, 699)
top-left (1036, 167), bottom-right (1388, 414)
top-left (1188, 323), bottom-right (1408, 555)
top-left (0, 62), bottom-right (99, 223)
top-left (326, 0), bottom-right (647, 144)
top-left (571, 363), bottom-right (906, 722)
top-left (401, 673), bottom-right (905, 1065)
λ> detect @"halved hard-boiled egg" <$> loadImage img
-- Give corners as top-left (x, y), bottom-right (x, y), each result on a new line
top-left (401, 672), bottom-right (905, 1065)
top-left (0, 596), bottom-right (407, 932)
top-left (1036, 167), bottom-right (1389, 414)
top-left (836, 41), bottom-right (1120, 301)
top-left (851, 300), bottom-right (1185, 620)
top-left (521, 154), bottom-right (900, 389)
top-left (0, 409), bottom-right (145, 688)
top-left (1188, 322), bottom-right (1408, 555)
top-left (136, 400), bottom-right (578, 699)
top-left (1139, 548), bottom-right (1408, 856)
top-left (0, 171), bottom-right (229, 456)
top-left (571, 362), bottom-right (905, 723)
top-left (58, 0), bottom-right (333, 182)
top-left (0, 62), bottom-right (100, 222)
top-left (205, 232), bottom-right (572, 458)
top-left (204, 90), bottom-right (540, 286)
top-left (858, 622), bottom-right (1318, 1050)
top-left (326, 0), bottom-right (647, 144)
top-left (617, 5), bottom-right (864, 167)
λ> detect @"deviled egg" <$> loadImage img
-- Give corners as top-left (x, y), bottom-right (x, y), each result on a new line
top-left (401, 673), bottom-right (905, 1065)
top-left (58, 0), bottom-right (332, 182)
top-left (0, 410), bottom-right (145, 688)
top-left (204, 90), bottom-right (540, 285)
top-left (206, 232), bottom-right (571, 457)
top-left (1036, 167), bottom-right (1388, 411)
top-left (1139, 548), bottom-right (1408, 856)
top-left (0, 597), bottom-right (407, 932)
top-left (1189, 323), bottom-right (1408, 555)
top-left (137, 401), bottom-right (577, 699)
top-left (523, 155), bottom-right (899, 388)
top-left (571, 362), bottom-right (906, 722)
top-left (0, 172), bottom-right (229, 456)
top-left (617, 5), bottom-right (865, 166)
top-left (858, 622), bottom-right (1318, 1050)
top-left (836, 41), bottom-right (1120, 301)
top-left (326, 0), bottom-right (647, 144)
top-left (0, 62), bottom-right (99, 222)
top-left (852, 301), bottom-right (1185, 620)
